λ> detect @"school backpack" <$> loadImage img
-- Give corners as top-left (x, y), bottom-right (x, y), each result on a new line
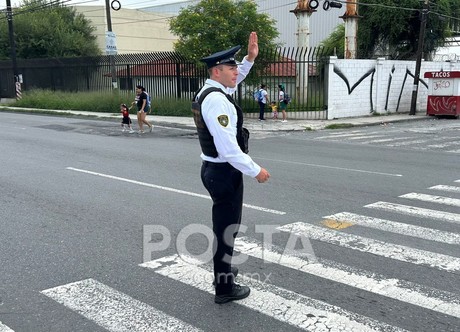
top-left (144, 91), bottom-right (152, 110)
top-left (283, 92), bottom-right (291, 104)
top-left (253, 89), bottom-right (263, 102)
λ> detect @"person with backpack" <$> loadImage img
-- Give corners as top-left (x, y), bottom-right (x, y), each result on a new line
top-left (257, 84), bottom-right (268, 121)
top-left (278, 84), bottom-right (288, 122)
top-left (192, 32), bottom-right (270, 304)
top-left (134, 85), bottom-right (153, 133)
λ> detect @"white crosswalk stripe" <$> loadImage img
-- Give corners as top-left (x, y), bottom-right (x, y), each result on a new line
top-left (311, 129), bottom-right (460, 153)
top-left (361, 136), bottom-right (411, 144)
top-left (277, 222), bottom-right (460, 273)
top-left (38, 179), bottom-right (460, 331)
top-left (429, 185), bottom-right (460, 193)
top-left (323, 212), bottom-right (460, 245)
top-left (233, 237), bottom-right (460, 318)
top-left (399, 192), bottom-right (460, 207)
top-left (365, 201), bottom-right (460, 224)
top-left (41, 279), bottom-right (202, 332)
top-left (385, 139), bottom-right (430, 147)
top-left (141, 255), bottom-right (408, 332)
top-left (0, 322), bottom-right (14, 332)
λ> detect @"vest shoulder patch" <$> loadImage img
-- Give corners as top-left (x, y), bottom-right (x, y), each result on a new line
top-left (217, 114), bottom-right (229, 127)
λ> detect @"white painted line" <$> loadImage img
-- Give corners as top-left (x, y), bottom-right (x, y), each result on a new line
top-left (456, 180), bottom-right (460, 183)
top-left (385, 139), bottom-right (429, 147)
top-left (141, 255), bottom-right (407, 332)
top-left (0, 322), bottom-right (14, 332)
top-left (429, 185), bottom-right (460, 193)
top-left (347, 135), bottom-right (385, 140)
top-left (277, 223), bottom-right (460, 273)
top-left (447, 149), bottom-right (460, 153)
top-left (399, 193), bottom-right (460, 207)
top-left (41, 278), bottom-right (202, 332)
top-left (66, 167), bottom-right (285, 215)
top-left (234, 237), bottom-right (460, 318)
top-left (426, 143), bottom-right (459, 148)
top-left (255, 158), bottom-right (403, 177)
top-left (314, 132), bottom-right (365, 139)
top-left (324, 212), bottom-right (460, 245)
top-left (361, 137), bottom-right (411, 144)
top-left (365, 201), bottom-right (460, 224)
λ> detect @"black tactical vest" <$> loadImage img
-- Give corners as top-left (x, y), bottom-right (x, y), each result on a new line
top-left (192, 87), bottom-right (249, 158)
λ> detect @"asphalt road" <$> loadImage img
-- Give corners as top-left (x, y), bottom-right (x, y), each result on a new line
top-left (0, 112), bottom-right (459, 332)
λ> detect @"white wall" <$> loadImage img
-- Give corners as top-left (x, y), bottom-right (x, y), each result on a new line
top-left (326, 57), bottom-right (460, 119)
top-left (74, 6), bottom-right (176, 53)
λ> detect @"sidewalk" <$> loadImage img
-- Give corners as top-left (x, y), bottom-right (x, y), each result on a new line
top-left (0, 105), bottom-right (430, 131)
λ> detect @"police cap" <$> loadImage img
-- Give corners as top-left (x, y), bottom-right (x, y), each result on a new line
top-left (200, 45), bottom-right (242, 69)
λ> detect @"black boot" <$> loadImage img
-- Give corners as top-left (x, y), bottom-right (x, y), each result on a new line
top-left (214, 283), bottom-right (250, 304)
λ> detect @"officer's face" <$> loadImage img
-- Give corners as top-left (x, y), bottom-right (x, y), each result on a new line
top-left (215, 65), bottom-right (239, 88)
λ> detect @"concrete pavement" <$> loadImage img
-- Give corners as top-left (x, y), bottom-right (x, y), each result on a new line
top-left (0, 105), bottom-right (431, 131)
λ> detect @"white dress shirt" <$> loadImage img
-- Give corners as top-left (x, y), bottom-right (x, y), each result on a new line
top-left (198, 56), bottom-right (261, 178)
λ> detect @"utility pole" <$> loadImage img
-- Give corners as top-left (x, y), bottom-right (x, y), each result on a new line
top-left (6, 0), bottom-right (21, 99)
top-left (105, 0), bottom-right (117, 89)
top-left (341, 1), bottom-right (360, 59)
top-left (409, 0), bottom-right (429, 115)
top-left (291, 0), bottom-right (314, 104)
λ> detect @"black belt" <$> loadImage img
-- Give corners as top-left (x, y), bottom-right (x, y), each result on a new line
top-left (202, 161), bottom-right (232, 169)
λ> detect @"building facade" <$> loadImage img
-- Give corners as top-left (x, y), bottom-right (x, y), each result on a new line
top-left (76, 0), bottom-right (344, 54)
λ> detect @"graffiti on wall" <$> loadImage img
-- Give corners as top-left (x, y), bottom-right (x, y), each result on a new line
top-left (333, 64), bottom-right (428, 112)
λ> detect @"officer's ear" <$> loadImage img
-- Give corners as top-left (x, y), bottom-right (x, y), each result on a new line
top-left (210, 65), bottom-right (223, 77)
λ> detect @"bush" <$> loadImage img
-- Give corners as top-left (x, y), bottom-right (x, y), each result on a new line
top-left (9, 89), bottom-right (193, 117)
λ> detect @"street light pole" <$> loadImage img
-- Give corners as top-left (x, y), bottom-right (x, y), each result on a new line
top-left (6, 0), bottom-right (21, 99)
top-left (409, 0), bottom-right (429, 115)
top-left (105, 0), bottom-right (117, 89)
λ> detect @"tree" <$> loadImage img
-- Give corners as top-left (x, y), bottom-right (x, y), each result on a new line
top-left (169, 0), bottom-right (279, 73)
top-left (319, 24), bottom-right (345, 58)
top-left (357, 0), bottom-right (456, 59)
top-left (0, 0), bottom-right (100, 60)
top-left (318, 0), bottom-right (459, 60)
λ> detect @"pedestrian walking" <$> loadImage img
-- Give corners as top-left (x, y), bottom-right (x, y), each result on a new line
top-left (133, 85), bottom-right (153, 133)
top-left (120, 103), bottom-right (134, 133)
top-left (257, 84), bottom-right (268, 121)
top-left (278, 84), bottom-right (288, 122)
top-left (269, 101), bottom-right (278, 119)
top-left (192, 32), bottom-right (270, 304)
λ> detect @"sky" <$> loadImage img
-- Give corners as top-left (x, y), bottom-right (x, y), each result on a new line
top-left (3, 0), bottom-right (189, 10)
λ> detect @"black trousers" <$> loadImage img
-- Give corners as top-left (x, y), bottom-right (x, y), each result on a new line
top-left (258, 101), bottom-right (266, 120)
top-left (201, 161), bottom-right (243, 294)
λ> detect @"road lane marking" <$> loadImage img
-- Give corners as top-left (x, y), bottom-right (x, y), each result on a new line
top-left (66, 167), bottom-right (285, 215)
top-left (361, 137), bottom-right (411, 144)
top-left (0, 322), bottom-right (14, 332)
top-left (429, 185), bottom-right (460, 193)
top-left (41, 278), bottom-right (201, 332)
top-left (399, 193), bottom-right (460, 207)
top-left (314, 132), bottom-right (366, 139)
top-left (347, 135), bottom-right (385, 140)
top-left (365, 201), bottom-right (460, 224)
top-left (324, 212), bottom-right (460, 245)
top-left (277, 223), bottom-right (460, 273)
top-left (141, 255), bottom-right (407, 332)
top-left (385, 139), bottom-right (429, 147)
top-left (234, 237), bottom-right (460, 318)
top-left (255, 158), bottom-right (402, 177)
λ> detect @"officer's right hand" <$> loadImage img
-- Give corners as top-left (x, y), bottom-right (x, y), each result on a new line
top-left (256, 168), bottom-right (270, 183)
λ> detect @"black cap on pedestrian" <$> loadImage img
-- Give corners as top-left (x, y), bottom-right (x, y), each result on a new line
top-left (200, 45), bottom-right (242, 69)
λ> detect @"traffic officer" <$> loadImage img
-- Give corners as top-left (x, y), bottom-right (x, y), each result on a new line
top-left (193, 32), bottom-right (270, 304)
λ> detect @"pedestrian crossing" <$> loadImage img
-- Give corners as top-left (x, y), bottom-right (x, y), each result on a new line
top-left (0, 322), bottom-right (14, 332)
top-left (313, 126), bottom-right (460, 153)
top-left (15, 179), bottom-right (459, 331)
